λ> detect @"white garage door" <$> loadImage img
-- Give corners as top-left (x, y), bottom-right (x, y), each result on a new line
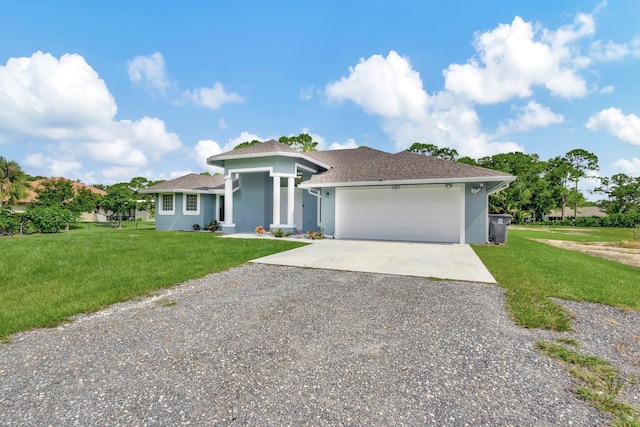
top-left (335, 185), bottom-right (462, 243)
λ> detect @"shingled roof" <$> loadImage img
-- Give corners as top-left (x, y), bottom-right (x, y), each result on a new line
top-left (300, 148), bottom-right (513, 186)
top-left (207, 139), bottom-right (331, 170)
top-left (140, 174), bottom-right (235, 193)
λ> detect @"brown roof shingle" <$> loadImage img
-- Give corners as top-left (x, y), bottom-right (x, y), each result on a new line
top-left (302, 149), bottom-right (513, 186)
top-left (141, 174), bottom-right (233, 193)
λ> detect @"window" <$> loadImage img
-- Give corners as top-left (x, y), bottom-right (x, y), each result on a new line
top-left (185, 194), bottom-right (198, 211)
top-left (183, 193), bottom-right (200, 215)
top-left (159, 194), bottom-right (174, 215)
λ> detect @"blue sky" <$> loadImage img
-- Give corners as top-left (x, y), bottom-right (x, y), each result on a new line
top-left (1, 1), bottom-right (639, 191)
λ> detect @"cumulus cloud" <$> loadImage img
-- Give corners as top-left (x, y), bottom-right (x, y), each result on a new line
top-left (611, 158), bottom-right (640, 176)
top-left (326, 51), bottom-right (429, 121)
top-left (192, 131), bottom-right (267, 173)
top-left (443, 15), bottom-right (593, 104)
top-left (128, 52), bottom-right (243, 110)
top-left (127, 52), bottom-right (173, 94)
top-left (0, 51), bottom-right (182, 180)
top-left (495, 101), bottom-right (564, 136)
top-left (586, 108), bottom-right (640, 145)
top-left (329, 138), bottom-right (359, 150)
top-left (325, 51), bottom-right (522, 157)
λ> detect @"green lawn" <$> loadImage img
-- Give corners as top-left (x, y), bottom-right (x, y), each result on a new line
top-left (473, 227), bottom-right (640, 331)
top-left (0, 223), bottom-right (305, 341)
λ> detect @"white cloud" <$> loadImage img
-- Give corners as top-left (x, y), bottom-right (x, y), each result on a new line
top-left (495, 101), bottom-right (564, 136)
top-left (182, 82), bottom-right (243, 110)
top-left (586, 108), bottom-right (640, 145)
top-left (218, 117), bottom-right (227, 130)
top-left (590, 36), bottom-right (640, 61)
top-left (127, 52), bottom-right (173, 93)
top-left (193, 139), bottom-right (225, 173)
top-left (325, 51), bottom-right (523, 158)
top-left (325, 51), bottom-right (429, 121)
top-left (24, 153), bottom-right (82, 177)
top-left (226, 131), bottom-right (263, 148)
top-left (443, 15), bottom-right (593, 104)
top-left (611, 158), bottom-right (640, 176)
top-left (329, 138), bottom-right (359, 150)
top-left (599, 85), bottom-right (615, 94)
top-left (0, 51), bottom-right (182, 179)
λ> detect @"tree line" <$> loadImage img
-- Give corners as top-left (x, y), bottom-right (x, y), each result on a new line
top-left (408, 143), bottom-right (639, 224)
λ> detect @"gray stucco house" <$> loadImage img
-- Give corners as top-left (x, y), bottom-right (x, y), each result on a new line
top-left (142, 140), bottom-right (515, 244)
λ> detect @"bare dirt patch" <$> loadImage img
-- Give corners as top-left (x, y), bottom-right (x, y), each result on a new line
top-left (534, 239), bottom-right (640, 269)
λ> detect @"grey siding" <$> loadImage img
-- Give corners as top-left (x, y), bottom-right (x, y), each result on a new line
top-left (464, 182), bottom-right (488, 244)
top-left (154, 193), bottom-right (217, 231)
top-left (233, 172), bottom-right (271, 232)
top-left (318, 187), bottom-right (336, 236)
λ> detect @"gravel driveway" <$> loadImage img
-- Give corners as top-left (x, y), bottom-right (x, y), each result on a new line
top-left (0, 264), bottom-right (617, 426)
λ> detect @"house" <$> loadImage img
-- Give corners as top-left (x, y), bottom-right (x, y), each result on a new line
top-left (141, 140), bottom-right (516, 244)
top-left (7, 178), bottom-right (107, 222)
top-left (545, 206), bottom-right (607, 221)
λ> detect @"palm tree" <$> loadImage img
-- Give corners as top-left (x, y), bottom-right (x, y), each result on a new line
top-left (0, 156), bottom-right (29, 207)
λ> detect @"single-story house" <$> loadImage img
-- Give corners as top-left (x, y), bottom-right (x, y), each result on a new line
top-left (545, 206), bottom-right (607, 221)
top-left (141, 140), bottom-right (515, 244)
top-left (5, 178), bottom-right (107, 222)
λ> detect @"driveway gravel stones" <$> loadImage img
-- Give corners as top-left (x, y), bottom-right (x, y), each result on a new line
top-left (0, 264), bottom-right (610, 426)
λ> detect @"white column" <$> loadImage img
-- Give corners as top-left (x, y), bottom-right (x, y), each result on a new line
top-left (272, 176), bottom-right (280, 227)
top-left (224, 176), bottom-right (233, 225)
top-left (215, 195), bottom-right (220, 221)
top-left (287, 176), bottom-right (295, 227)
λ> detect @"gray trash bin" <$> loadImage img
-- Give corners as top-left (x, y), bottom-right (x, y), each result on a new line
top-left (488, 214), bottom-right (513, 244)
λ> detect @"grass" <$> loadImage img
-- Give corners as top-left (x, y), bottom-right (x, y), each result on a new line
top-left (0, 222), bottom-right (305, 341)
top-left (473, 228), bottom-right (640, 331)
top-left (537, 341), bottom-right (639, 426)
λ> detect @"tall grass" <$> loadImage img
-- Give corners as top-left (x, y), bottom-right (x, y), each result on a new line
top-left (0, 226), bottom-right (304, 340)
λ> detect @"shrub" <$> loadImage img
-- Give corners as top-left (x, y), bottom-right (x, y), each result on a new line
top-left (541, 213), bottom-right (640, 228)
top-left (0, 207), bottom-right (21, 235)
top-left (271, 228), bottom-right (285, 237)
top-left (24, 206), bottom-right (78, 233)
top-left (205, 219), bottom-right (220, 231)
top-left (306, 229), bottom-right (324, 240)
top-left (192, 224), bottom-right (201, 231)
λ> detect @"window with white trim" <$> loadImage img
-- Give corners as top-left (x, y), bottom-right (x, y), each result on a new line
top-left (183, 193), bottom-right (200, 215)
top-left (159, 193), bottom-right (175, 215)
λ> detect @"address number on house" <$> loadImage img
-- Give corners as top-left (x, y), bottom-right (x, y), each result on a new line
top-left (391, 185), bottom-right (401, 189)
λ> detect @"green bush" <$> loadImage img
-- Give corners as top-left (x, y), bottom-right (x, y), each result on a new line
top-left (24, 206), bottom-right (78, 233)
top-left (542, 213), bottom-right (640, 228)
top-left (0, 207), bottom-right (21, 235)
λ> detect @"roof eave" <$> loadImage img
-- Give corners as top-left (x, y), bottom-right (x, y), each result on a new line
top-left (207, 151), bottom-right (331, 170)
top-left (299, 175), bottom-right (515, 188)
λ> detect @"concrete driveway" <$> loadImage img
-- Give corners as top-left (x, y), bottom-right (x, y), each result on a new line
top-left (252, 239), bottom-right (496, 283)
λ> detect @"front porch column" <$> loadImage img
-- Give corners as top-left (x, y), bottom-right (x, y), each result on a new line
top-left (287, 176), bottom-right (295, 227)
top-left (271, 176), bottom-right (280, 228)
top-left (221, 176), bottom-right (235, 233)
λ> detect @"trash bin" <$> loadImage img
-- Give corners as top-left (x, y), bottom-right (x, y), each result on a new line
top-left (488, 214), bottom-right (513, 244)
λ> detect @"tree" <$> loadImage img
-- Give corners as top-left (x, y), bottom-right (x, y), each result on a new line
top-left (0, 156), bottom-right (28, 207)
top-left (563, 149), bottom-right (599, 218)
top-left (102, 184), bottom-right (136, 227)
top-left (31, 178), bottom-right (75, 209)
top-left (407, 143), bottom-right (459, 160)
top-left (608, 174), bottom-right (640, 214)
top-left (233, 139), bottom-right (262, 150)
top-left (546, 156), bottom-right (573, 220)
top-left (278, 133), bottom-right (318, 152)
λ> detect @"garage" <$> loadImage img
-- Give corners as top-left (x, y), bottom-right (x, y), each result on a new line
top-left (335, 185), bottom-right (463, 243)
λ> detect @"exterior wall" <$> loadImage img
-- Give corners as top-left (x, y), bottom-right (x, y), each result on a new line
top-left (301, 188), bottom-right (319, 232)
top-left (464, 182), bottom-right (489, 244)
top-left (318, 187), bottom-right (336, 236)
top-left (155, 193), bottom-right (217, 231)
top-left (233, 172), bottom-right (271, 232)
